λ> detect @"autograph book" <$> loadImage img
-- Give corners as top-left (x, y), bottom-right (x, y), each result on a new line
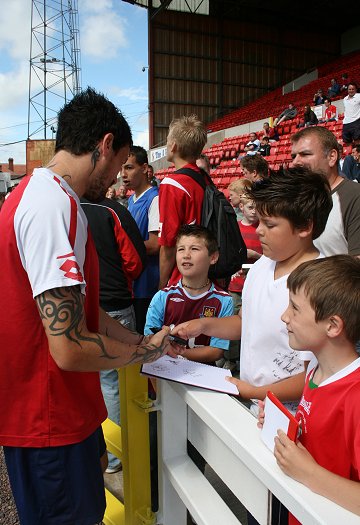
top-left (141, 355), bottom-right (238, 395)
top-left (261, 391), bottom-right (300, 452)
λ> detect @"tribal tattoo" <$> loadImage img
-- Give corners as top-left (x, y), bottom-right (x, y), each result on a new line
top-left (37, 287), bottom-right (168, 364)
top-left (36, 287), bottom-right (117, 360)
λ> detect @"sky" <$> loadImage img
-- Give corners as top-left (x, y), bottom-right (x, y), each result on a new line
top-left (0, 0), bottom-right (150, 165)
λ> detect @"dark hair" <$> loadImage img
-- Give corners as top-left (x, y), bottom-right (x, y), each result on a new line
top-left (247, 167), bottom-right (332, 239)
top-left (288, 255), bottom-right (360, 344)
top-left (176, 224), bottom-right (218, 255)
top-left (240, 155), bottom-right (269, 178)
top-left (354, 145), bottom-right (360, 154)
top-left (129, 145), bottom-right (148, 165)
top-left (55, 87), bottom-right (132, 154)
top-left (323, 97), bottom-right (332, 104)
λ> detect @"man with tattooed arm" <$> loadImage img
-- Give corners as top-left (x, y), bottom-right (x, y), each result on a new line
top-left (0, 88), bottom-right (172, 525)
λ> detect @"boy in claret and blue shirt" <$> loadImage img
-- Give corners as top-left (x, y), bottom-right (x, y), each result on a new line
top-left (258, 255), bottom-right (360, 523)
top-left (145, 224), bottom-right (233, 364)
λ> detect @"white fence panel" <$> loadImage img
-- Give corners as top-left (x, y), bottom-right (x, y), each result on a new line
top-left (158, 380), bottom-right (360, 525)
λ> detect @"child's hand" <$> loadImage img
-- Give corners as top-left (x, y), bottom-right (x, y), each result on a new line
top-left (170, 319), bottom-right (204, 339)
top-left (257, 399), bottom-right (265, 429)
top-left (225, 377), bottom-right (255, 399)
top-left (274, 429), bottom-right (317, 484)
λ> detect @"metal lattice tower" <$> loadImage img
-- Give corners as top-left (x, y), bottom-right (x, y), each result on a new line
top-left (28, 0), bottom-right (81, 139)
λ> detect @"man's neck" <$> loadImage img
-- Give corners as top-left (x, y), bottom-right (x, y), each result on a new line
top-left (327, 167), bottom-right (344, 190)
top-left (134, 180), bottom-right (152, 198)
top-left (45, 151), bottom-right (91, 197)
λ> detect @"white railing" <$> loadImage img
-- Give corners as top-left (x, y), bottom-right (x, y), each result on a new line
top-left (157, 380), bottom-right (360, 525)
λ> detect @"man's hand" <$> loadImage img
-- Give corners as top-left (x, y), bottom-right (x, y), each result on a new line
top-left (274, 430), bottom-right (317, 484)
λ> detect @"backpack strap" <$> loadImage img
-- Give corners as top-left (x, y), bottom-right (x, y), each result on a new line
top-left (175, 167), bottom-right (213, 190)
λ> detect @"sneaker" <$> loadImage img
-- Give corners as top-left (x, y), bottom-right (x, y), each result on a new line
top-left (105, 463), bottom-right (122, 474)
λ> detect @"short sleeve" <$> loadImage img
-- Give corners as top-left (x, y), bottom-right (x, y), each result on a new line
top-left (209, 296), bottom-right (234, 350)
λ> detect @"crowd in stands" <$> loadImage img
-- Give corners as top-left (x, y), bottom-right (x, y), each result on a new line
top-left (1, 54), bottom-right (360, 525)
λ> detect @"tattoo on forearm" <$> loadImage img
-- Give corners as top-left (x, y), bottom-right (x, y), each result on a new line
top-left (37, 287), bottom-right (166, 364)
top-left (36, 287), bottom-right (117, 360)
top-left (127, 335), bottom-right (167, 364)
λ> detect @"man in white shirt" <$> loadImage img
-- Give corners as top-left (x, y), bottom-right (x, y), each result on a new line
top-left (342, 83), bottom-right (360, 145)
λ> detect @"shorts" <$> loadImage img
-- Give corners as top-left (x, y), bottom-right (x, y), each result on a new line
top-left (342, 117), bottom-right (360, 143)
top-left (4, 427), bottom-right (106, 525)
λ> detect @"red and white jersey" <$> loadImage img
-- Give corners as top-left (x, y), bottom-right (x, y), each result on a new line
top-left (296, 357), bottom-right (360, 478)
top-left (289, 357), bottom-right (360, 525)
top-left (0, 168), bottom-right (106, 447)
top-left (159, 164), bottom-right (204, 285)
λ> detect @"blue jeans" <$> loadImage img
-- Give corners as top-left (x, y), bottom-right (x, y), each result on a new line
top-left (100, 305), bottom-right (136, 469)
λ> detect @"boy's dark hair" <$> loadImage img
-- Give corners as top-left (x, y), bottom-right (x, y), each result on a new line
top-left (55, 87), bottom-right (132, 154)
top-left (291, 126), bottom-right (340, 166)
top-left (240, 155), bottom-right (269, 178)
top-left (287, 255), bottom-right (360, 344)
top-left (129, 145), bottom-right (148, 165)
top-left (176, 224), bottom-right (218, 256)
top-left (247, 167), bottom-right (332, 239)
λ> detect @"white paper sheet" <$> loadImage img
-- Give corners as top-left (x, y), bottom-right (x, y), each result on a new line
top-left (261, 395), bottom-right (291, 452)
top-left (141, 355), bottom-right (238, 394)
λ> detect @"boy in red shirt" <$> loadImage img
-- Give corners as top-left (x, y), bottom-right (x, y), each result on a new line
top-left (258, 255), bottom-right (360, 523)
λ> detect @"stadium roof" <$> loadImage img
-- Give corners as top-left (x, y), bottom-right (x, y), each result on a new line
top-left (122, 0), bottom-right (360, 30)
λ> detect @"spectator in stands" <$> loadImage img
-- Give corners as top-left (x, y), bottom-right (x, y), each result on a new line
top-left (116, 184), bottom-right (129, 207)
top-left (262, 122), bottom-right (279, 142)
top-left (298, 104), bottom-right (318, 128)
top-left (158, 115), bottom-right (207, 289)
top-left (318, 98), bottom-right (337, 123)
top-left (342, 82), bottom-right (360, 145)
top-left (106, 186), bottom-right (117, 199)
top-left (226, 193), bottom-right (262, 371)
top-left (338, 143), bottom-right (345, 171)
top-left (81, 196), bottom-right (146, 474)
top-left (291, 126), bottom-right (360, 257)
top-left (196, 153), bottom-right (211, 174)
top-left (0, 87), bottom-right (172, 525)
top-left (342, 144), bottom-right (360, 182)
top-left (227, 178), bottom-right (252, 221)
top-left (123, 146), bottom-right (160, 332)
top-left (240, 154), bottom-right (269, 182)
top-left (258, 136), bottom-right (271, 156)
top-left (340, 73), bottom-right (350, 93)
top-left (327, 77), bottom-right (340, 98)
top-left (147, 164), bottom-right (160, 187)
top-left (243, 132), bottom-right (260, 156)
top-left (145, 224), bottom-right (233, 364)
top-left (273, 103), bottom-right (298, 127)
top-left (313, 88), bottom-right (326, 106)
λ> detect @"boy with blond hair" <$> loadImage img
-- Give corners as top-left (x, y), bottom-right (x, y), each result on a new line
top-left (258, 255), bottom-right (360, 523)
top-left (228, 178), bottom-right (252, 220)
top-left (159, 115), bottom-right (208, 288)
